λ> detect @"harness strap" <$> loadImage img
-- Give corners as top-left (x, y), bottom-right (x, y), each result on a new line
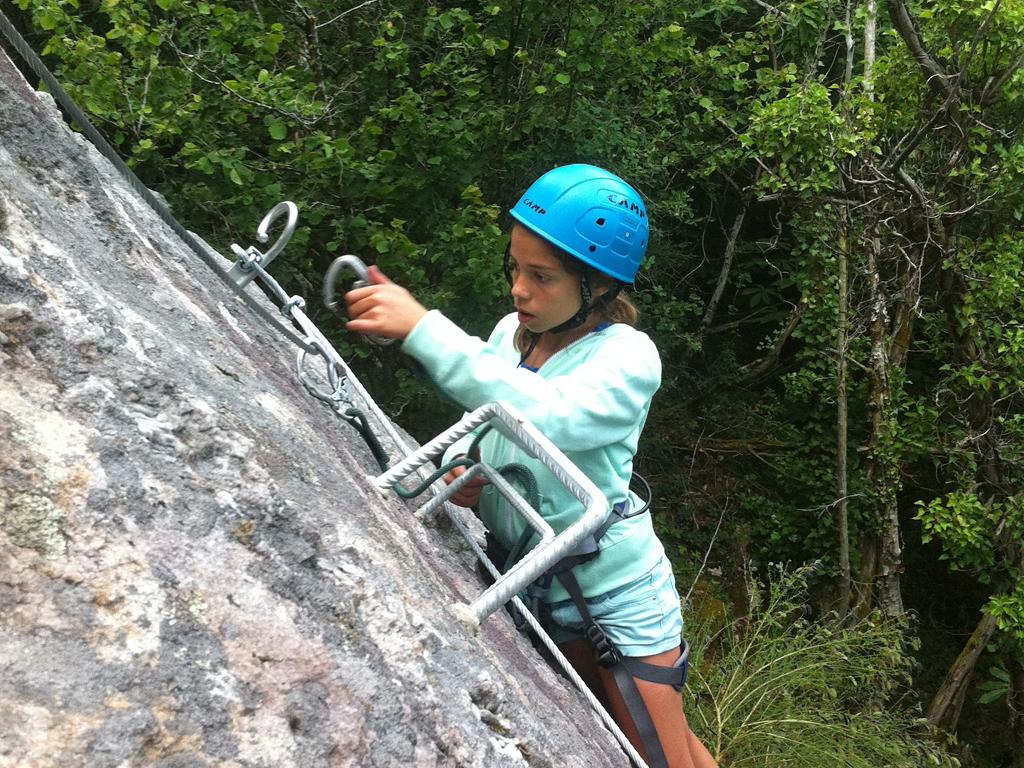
top-left (483, 497), bottom-right (688, 767)
top-left (621, 642), bottom-right (689, 691)
top-left (555, 569), bottom-right (672, 768)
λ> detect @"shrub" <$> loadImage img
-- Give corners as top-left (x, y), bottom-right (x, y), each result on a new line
top-left (685, 566), bottom-right (959, 767)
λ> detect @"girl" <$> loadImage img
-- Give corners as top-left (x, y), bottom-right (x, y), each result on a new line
top-left (345, 164), bottom-right (717, 768)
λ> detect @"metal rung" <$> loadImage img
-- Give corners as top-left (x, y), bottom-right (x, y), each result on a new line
top-left (374, 401), bottom-right (608, 623)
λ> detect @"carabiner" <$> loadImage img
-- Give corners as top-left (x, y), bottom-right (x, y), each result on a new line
top-left (296, 336), bottom-right (351, 410)
top-left (323, 254), bottom-right (394, 346)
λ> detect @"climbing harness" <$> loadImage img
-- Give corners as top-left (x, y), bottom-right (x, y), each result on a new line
top-left (0, 17), bottom-right (685, 765)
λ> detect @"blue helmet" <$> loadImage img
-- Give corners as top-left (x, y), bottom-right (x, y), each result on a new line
top-left (509, 164), bottom-right (649, 284)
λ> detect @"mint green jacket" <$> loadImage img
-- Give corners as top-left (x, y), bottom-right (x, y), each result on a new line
top-left (402, 310), bottom-right (666, 603)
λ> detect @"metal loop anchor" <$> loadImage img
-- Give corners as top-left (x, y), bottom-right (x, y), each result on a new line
top-left (256, 201), bottom-right (299, 264)
top-left (296, 337), bottom-right (351, 410)
top-left (323, 254), bottom-right (394, 346)
top-left (228, 201), bottom-right (299, 288)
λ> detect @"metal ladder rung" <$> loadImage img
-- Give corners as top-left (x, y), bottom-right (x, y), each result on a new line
top-left (374, 401), bottom-right (609, 623)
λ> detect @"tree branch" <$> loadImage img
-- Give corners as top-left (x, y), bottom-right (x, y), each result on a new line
top-left (314, 0), bottom-right (381, 31)
top-left (887, 0), bottom-right (953, 96)
top-left (962, 0), bottom-right (1002, 77)
top-left (737, 304), bottom-right (806, 382)
top-left (697, 200), bottom-right (749, 342)
top-left (981, 52), bottom-right (1024, 106)
top-left (887, 89), bottom-right (958, 173)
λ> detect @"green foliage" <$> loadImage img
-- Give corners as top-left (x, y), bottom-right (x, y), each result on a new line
top-left (977, 662), bottom-right (1011, 706)
top-left (988, 578), bottom-right (1024, 648)
top-left (688, 566), bottom-right (959, 767)
top-left (916, 492), bottom-right (1000, 572)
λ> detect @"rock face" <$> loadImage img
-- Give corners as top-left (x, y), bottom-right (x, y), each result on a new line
top-left (0, 50), bottom-right (623, 767)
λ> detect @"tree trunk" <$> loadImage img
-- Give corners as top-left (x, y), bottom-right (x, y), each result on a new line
top-left (832, 0), bottom-right (858, 619)
top-left (851, 0), bottom-right (907, 621)
top-left (876, 497), bottom-right (905, 618)
top-left (835, 208), bottom-right (851, 617)
top-left (863, 0), bottom-right (877, 98)
top-left (926, 613), bottom-right (998, 731)
top-left (857, 228), bottom-right (905, 618)
top-left (854, 532), bottom-right (879, 617)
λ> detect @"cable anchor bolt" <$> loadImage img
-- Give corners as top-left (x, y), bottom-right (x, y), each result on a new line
top-left (227, 201), bottom-right (299, 288)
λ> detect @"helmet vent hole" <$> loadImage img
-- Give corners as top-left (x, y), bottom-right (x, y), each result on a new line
top-left (589, 245), bottom-right (597, 252)
top-left (596, 218), bottom-right (605, 226)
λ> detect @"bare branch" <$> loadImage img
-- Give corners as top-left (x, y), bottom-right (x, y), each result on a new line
top-left (684, 501), bottom-right (727, 609)
top-left (887, 89), bottom-right (958, 173)
top-left (737, 304), bottom-right (806, 382)
top-left (703, 308), bottom-right (781, 336)
top-left (697, 200), bottom-right (749, 342)
top-left (981, 53), bottom-right (1024, 106)
top-left (315, 0), bottom-right (381, 31)
top-left (963, 0), bottom-right (1002, 76)
top-left (751, 0), bottom-right (788, 18)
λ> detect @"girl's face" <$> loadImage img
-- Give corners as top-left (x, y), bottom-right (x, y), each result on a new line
top-left (507, 224), bottom-right (584, 333)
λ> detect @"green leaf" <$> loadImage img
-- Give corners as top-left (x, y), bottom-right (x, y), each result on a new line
top-left (978, 689), bottom-right (1005, 705)
top-left (267, 119), bottom-right (287, 140)
top-left (554, 73), bottom-right (571, 85)
top-left (534, 85), bottom-right (548, 94)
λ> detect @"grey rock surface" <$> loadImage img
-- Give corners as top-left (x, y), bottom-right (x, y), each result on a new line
top-left (0, 49), bottom-right (623, 768)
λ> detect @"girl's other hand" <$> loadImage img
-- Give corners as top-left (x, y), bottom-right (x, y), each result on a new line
top-left (444, 463), bottom-right (488, 509)
top-left (344, 266), bottom-right (428, 341)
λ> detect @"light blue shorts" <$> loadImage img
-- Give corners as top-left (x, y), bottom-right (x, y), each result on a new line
top-left (544, 556), bottom-right (684, 657)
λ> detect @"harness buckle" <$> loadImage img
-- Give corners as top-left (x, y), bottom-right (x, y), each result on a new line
top-left (585, 623), bottom-right (621, 667)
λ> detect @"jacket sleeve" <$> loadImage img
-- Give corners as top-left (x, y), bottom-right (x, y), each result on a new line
top-left (438, 315), bottom-right (510, 464)
top-left (403, 310), bottom-right (660, 453)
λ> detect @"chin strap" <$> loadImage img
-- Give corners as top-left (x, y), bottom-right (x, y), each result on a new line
top-left (547, 277), bottom-right (623, 334)
top-left (547, 273), bottom-right (594, 334)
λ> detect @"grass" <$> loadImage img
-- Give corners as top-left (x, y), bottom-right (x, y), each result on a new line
top-left (684, 565), bottom-right (961, 767)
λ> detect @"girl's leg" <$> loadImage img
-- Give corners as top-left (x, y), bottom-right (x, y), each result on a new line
top-left (558, 638), bottom-right (612, 710)
top-left (564, 643), bottom-right (718, 768)
top-left (686, 723), bottom-right (718, 768)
